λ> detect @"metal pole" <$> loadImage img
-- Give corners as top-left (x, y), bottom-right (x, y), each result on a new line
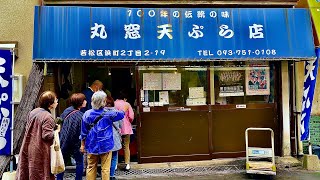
top-left (281, 61), bottom-right (291, 156)
top-left (10, 49), bottom-right (15, 172)
top-left (308, 133), bottom-right (312, 155)
top-left (294, 61), bottom-right (303, 156)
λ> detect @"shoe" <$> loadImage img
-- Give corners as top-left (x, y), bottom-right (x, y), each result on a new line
top-left (110, 177), bottom-right (117, 180)
top-left (124, 164), bottom-right (130, 171)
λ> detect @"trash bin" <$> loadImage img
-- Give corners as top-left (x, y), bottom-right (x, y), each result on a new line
top-left (312, 145), bottom-right (320, 159)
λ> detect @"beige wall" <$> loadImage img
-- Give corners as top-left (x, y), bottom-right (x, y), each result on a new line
top-left (0, 0), bottom-right (39, 81)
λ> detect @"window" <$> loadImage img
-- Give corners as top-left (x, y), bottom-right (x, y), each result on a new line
top-left (212, 61), bottom-right (275, 105)
top-left (139, 66), bottom-right (208, 110)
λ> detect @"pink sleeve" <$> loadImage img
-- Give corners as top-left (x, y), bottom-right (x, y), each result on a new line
top-left (114, 101), bottom-right (122, 111)
top-left (127, 103), bottom-right (134, 122)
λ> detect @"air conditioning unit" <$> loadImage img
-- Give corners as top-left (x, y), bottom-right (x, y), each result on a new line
top-left (13, 74), bottom-right (24, 104)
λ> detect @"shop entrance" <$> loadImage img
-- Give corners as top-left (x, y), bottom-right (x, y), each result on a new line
top-left (84, 64), bottom-right (136, 103)
top-left (86, 65), bottom-right (138, 163)
top-left (110, 68), bottom-right (136, 106)
top-left (108, 67), bottom-right (138, 163)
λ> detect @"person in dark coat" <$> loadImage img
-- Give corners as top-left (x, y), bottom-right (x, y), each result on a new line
top-left (16, 91), bottom-right (59, 180)
top-left (82, 80), bottom-right (103, 112)
top-left (56, 93), bottom-right (87, 180)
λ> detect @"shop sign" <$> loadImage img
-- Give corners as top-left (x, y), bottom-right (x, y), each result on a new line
top-left (0, 49), bottom-right (12, 155)
top-left (33, 7), bottom-right (315, 61)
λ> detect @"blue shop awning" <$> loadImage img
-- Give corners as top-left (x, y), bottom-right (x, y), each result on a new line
top-left (33, 6), bottom-right (316, 61)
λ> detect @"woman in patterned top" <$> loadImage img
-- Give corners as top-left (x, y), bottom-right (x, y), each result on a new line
top-left (56, 93), bottom-right (87, 180)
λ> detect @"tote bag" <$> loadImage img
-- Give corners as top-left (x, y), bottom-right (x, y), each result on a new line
top-left (50, 130), bottom-right (65, 174)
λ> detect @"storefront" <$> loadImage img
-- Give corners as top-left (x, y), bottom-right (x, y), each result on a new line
top-left (33, 6), bottom-right (316, 163)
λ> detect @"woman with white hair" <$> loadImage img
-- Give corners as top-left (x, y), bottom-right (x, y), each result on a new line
top-left (80, 91), bottom-right (124, 180)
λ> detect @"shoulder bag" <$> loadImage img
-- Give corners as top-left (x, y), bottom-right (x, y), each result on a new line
top-left (88, 110), bottom-right (107, 132)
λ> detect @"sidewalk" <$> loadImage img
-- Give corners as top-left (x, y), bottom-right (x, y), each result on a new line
top-left (63, 156), bottom-right (303, 179)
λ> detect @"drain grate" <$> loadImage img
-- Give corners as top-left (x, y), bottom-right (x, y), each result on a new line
top-left (63, 165), bottom-right (244, 179)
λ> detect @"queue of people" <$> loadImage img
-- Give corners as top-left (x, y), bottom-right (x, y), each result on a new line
top-left (16, 80), bottom-right (135, 180)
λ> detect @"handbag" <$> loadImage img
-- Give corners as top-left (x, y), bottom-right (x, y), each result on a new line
top-left (112, 122), bottom-right (122, 136)
top-left (50, 130), bottom-right (65, 174)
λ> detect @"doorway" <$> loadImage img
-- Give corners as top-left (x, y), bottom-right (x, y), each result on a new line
top-left (84, 64), bottom-right (138, 163)
top-left (110, 68), bottom-right (136, 106)
top-left (109, 67), bottom-right (138, 163)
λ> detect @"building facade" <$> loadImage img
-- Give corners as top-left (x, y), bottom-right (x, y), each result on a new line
top-left (0, 0), bottom-right (318, 166)
top-left (33, 0), bottom-right (316, 163)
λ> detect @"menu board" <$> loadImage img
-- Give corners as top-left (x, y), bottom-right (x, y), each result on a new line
top-left (162, 73), bottom-right (181, 90)
top-left (143, 73), bottom-right (162, 90)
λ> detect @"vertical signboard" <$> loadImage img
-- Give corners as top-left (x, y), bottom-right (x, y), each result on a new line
top-left (301, 48), bottom-right (319, 141)
top-left (0, 49), bottom-right (12, 155)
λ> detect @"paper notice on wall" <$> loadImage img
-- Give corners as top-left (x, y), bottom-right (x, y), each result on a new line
top-left (186, 98), bottom-right (206, 106)
top-left (218, 70), bottom-right (245, 97)
top-left (246, 67), bottom-right (270, 95)
top-left (162, 73), bottom-right (181, 90)
top-left (189, 87), bottom-right (204, 98)
top-left (143, 107), bottom-right (150, 112)
top-left (219, 86), bottom-right (245, 97)
top-left (143, 73), bottom-right (162, 90)
top-left (159, 91), bottom-right (169, 105)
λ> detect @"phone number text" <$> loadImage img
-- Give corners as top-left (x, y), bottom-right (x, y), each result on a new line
top-left (197, 49), bottom-right (277, 56)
